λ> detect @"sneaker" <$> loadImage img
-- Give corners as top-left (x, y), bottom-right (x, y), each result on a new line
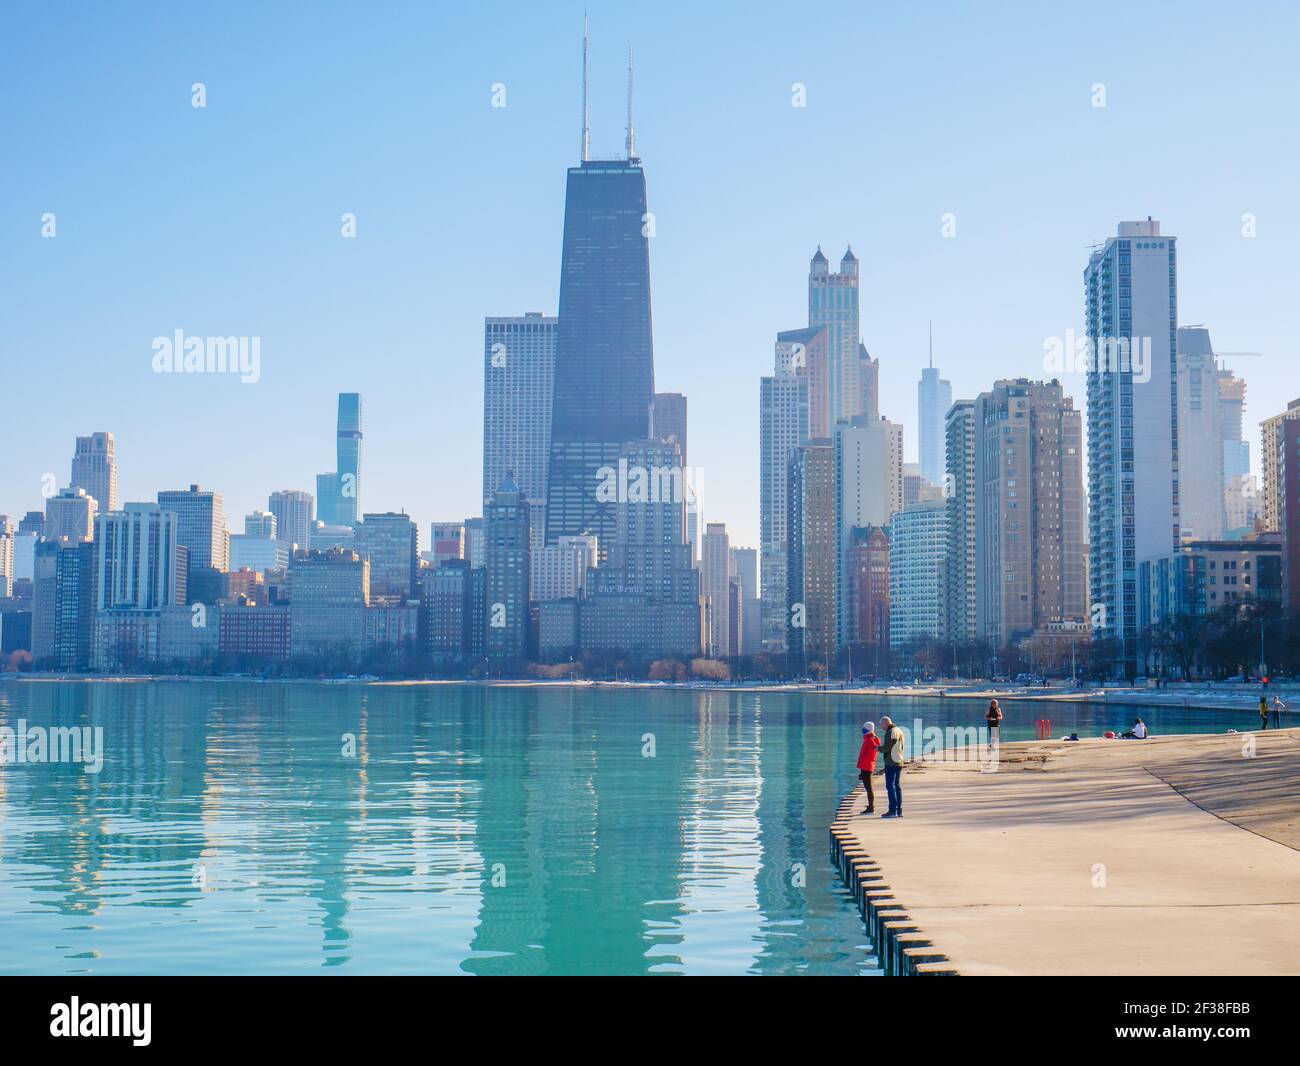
top-left (881, 811), bottom-right (898, 819)
top-left (860, 808), bottom-right (875, 816)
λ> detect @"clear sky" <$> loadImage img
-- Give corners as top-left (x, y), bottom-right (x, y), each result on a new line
top-left (3, 1), bottom-right (1298, 547)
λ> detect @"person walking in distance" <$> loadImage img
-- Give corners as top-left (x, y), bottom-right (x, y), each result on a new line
top-left (856, 722), bottom-right (881, 815)
top-left (986, 699), bottom-right (1003, 750)
top-left (879, 716), bottom-right (906, 819)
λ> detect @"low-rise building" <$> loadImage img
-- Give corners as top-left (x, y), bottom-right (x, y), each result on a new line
top-left (220, 603), bottom-right (291, 663)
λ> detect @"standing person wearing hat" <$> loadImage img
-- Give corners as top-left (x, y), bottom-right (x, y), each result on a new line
top-left (856, 722), bottom-right (882, 815)
top-left (879, 716), bottom-right (906, 818)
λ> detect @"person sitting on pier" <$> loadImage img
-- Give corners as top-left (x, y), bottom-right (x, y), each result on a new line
top-left (856, 722), bottom-right (881, 816)
top-left (1120, 717), bottom-right (1148, 740)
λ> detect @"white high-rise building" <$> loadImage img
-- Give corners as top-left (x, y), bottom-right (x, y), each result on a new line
top-left (158, 485), bottom-right (229, 574)
top-left (888, 499), bottom-right (950, 650)
top-left (808, 247), bottom-right (864, 431)
top-left (268, 489), bottom-right (314, 552)
top-left (1175, 327), bottom-right (1225, 541)
top-left (531, 534), bottom-right (598, 602)
top-left (70, 431), bottom-right (118, 512)
top-left (0, 516), bottom-right (13, 598)
top-left (759, 334), bottom-right (810, 652)
top-left (244, 510), bottom-right (277, 537)
top-left (1260, 400), bottom-right (1300, 533)
top-left (729, 545), bottom-right (762, 657)
top-left (945, 400), bottom-right (977, 644)
top-left (1085, 219), bottom-right (1178, 669)
top-left (94, 504), bottom-right (185, 611)
top-left (483, 313), bottom-right (556, 549)
top-left (45, 487), bottom-right (97, 543)
top-left (918, 348), bottom-right (952, 488)
top-left (1217, 367), bottom-right (1254, 536)
top-left (833, 415), bottom-right (903, 649)
top-left (701, 523), bottom-right (732, 657)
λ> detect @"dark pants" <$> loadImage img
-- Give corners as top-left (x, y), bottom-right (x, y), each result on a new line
top-left (1261, 715), bottom-right (1269, 730)
top-left (884, 764), bottom-right (902, 814)
top-left (859, 769), bottom-right (875, 810)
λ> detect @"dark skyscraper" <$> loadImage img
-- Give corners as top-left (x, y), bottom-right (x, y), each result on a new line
top-left (652, 392), bottom-right (687, 463)
top-left (544, 157), bottom-right (655, 550)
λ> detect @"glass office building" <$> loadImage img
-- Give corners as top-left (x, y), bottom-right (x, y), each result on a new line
top-left (544, 160), bottom-right (655, 552)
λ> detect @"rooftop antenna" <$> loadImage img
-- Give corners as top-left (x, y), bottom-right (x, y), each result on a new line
top-left (625, 46), bottom-right (637, 160)
top-left (581, 14), bottom-right (590, 162)
top-left (928, 320), bottom-right (933, 368)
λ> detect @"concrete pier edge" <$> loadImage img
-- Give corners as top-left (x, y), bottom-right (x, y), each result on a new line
top-left (830, 785), bottom-right (959, 976)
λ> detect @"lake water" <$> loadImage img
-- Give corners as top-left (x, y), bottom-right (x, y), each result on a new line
top-left (0, 680), bottom-right (1244, 975)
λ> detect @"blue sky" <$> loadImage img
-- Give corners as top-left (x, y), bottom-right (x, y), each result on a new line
top-left (3, 0), bottom-right (1298, 547)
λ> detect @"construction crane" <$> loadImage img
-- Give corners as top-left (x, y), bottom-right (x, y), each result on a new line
top-left (1181, 328), bottom-right (1263, 367)
top-left (1215, 351), bottom-right (1263, 373)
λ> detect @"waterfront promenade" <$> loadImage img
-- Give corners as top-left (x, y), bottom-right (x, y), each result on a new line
top-left (834, 728), bottom-right (1300, 975)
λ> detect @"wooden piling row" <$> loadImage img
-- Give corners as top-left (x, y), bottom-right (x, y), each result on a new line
top-left (830, 787), bottom-right (958, 977)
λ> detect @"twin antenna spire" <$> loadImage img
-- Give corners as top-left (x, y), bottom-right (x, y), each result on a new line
top-left (580, 15), bottom-right (590, 161)
top-left (580, 16), bottom-right (637, 163)
top-left (625, 47), bottom-right (636, 160)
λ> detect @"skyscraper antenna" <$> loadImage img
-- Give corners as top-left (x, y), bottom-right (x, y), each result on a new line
top-left (928, 320), bottom-right (933, 368)
top-left (625, 47), bottom-right (637, 160)
top-left (581, 14), bottom-right (590, 162)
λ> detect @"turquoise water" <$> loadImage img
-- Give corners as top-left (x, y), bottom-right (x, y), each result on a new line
top-left (0, 681), bottom-right (1243, 976)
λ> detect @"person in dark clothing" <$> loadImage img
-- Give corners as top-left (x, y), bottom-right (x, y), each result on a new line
top-left (856, 722), bottom-right (881, 815)
top-left (879, 716), bottom-right (906, 818)
top-left (1260, 696), bottom-right (1270, 730)
top-left (986, 699), bottom-right (1003, 747)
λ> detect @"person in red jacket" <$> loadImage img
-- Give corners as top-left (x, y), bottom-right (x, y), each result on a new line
top-left (857, 722), bottom-right (881, 815)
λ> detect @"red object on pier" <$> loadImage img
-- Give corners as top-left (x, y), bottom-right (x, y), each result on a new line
top-left (1034, 719), bottom-right (1052, 740)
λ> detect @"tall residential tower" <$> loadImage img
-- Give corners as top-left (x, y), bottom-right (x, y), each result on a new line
top-left (483, 313), bottom-right (556, 548)
top-left (70, 432), bottom-right (118, 513)
top-left (917, 332), bottom-right (952, 488)
top-left (1085, 219), bottom-right (1178, 669)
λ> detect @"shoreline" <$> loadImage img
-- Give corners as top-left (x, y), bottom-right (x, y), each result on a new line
top-left (832, 729), bottom-right (1300, 976)
top-left (1, 673), bottom-right (1294, 714)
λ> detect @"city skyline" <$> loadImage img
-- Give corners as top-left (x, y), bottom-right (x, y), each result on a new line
top-left (5, 4), bottom-right (1300, 549)
top-left (8, 2), bottom-right (1300, 1004)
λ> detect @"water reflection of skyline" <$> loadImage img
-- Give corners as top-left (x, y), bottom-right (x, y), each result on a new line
top-left (8, 682), bottom-right (1217, 974)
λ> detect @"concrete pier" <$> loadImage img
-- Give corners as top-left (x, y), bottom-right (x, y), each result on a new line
top-left (831, 728), bottom-right (1300, 975)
